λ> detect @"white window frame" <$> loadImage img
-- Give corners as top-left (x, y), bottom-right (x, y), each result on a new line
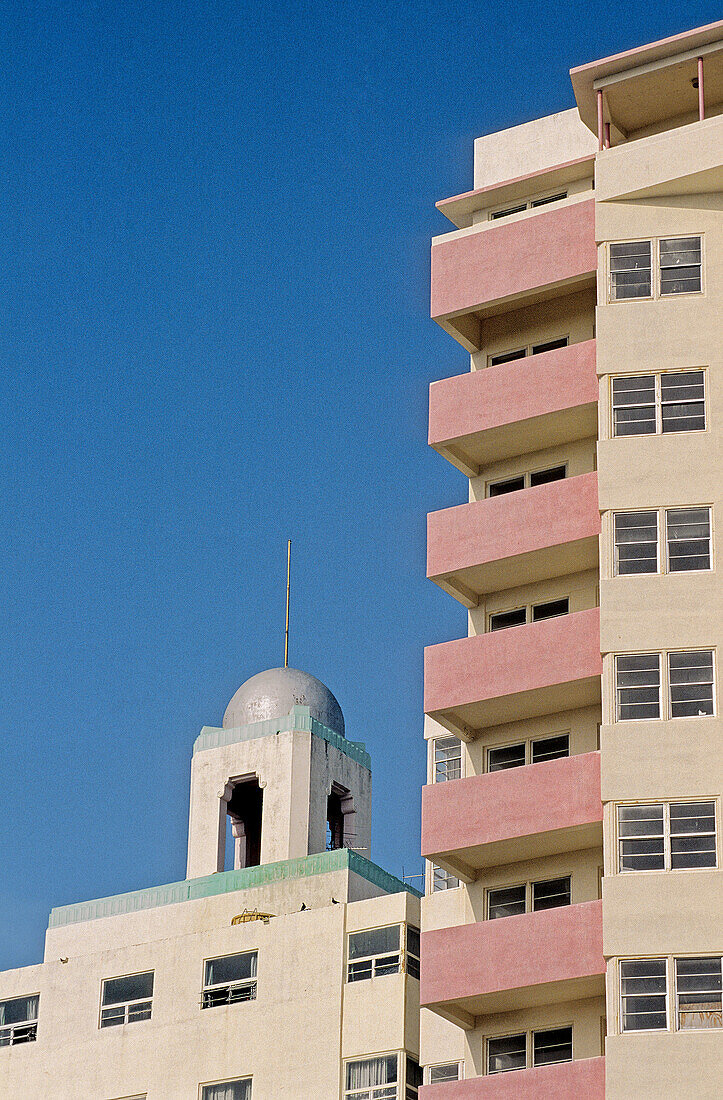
top-left (613, 650), bottom-right (716, 722)
top-left (616, 800), bottom-right (718, 873)
top-left (425, 1061), bottom-right (464, 1084)
top-left (432, 737), bottom-right (462, 783)
top-left (199, 1078), bottom-right (252, 1100)
top-left (667, 649), bottom-right (715, 719)
top-left (675, 956), bottom-right (723, 1030)
top-left (0, 993), bottom-right (39, 1046)
top-left (488, 596), bottom-right (570, 633)
top-left (347, 924), bottom-right (419, 983)
top-left (487, 463), bottom-right (567, 497)
top-left (343, 1051), bottom-right (419, 1100)
top-left (486, 1026), bottom-right (573, 1074)
top-left (613, 506), bottom-right (712, 576)
top-left (201, 951), bottom-right (258, 1009)
top-left (99, 971), bottom-right (153, 1028)
top-left (617, 956), bottom-right (723, 1035)
top-left (430, 863), bottom-right (460, 892)
top-left (486, 875), bottom-right (572, 920)
top-left (486, 732), bottom-right (570, 773)
top-left (608, 236), bottom-right (703, 302)
top-left (610, 369), bottom-right (707, 438)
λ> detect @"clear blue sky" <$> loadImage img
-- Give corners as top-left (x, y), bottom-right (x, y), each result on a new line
top-left (1, 0), bottom-right (719, 970)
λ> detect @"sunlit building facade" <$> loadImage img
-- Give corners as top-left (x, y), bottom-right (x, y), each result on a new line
top-left (419, 20), bottom-right (723, 1098)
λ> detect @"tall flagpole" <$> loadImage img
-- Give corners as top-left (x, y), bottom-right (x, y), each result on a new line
top-left (284, 540), bottom-right (291, 668)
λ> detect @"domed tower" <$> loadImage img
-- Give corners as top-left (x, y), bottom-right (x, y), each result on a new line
top-left (186, 668), bottom-right (372, 879)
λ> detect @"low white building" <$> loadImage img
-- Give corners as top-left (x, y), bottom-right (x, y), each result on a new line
top-left (0, 668), bottom-right (422, 1099)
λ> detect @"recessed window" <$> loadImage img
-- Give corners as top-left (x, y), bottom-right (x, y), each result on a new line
top-left (488, 475), bottom-right (525, 496)
top-left (344, 1053), bottom-right (420, 1099)
top-left (617, 801), bottom-right (717, 872)
top-left (533, 1026), bottom-right (572, 1066)
top-left (202, 951), bottom-right (257, 1008)
top-left (530, 192), bottom-right (567, 208)
top-left (531, 336), bottom-right (569, 354)
top-left (489, 336), bottom-right (568, 366)
top-left (488, 734), bottom-right (569, 772)
top-left (488, 884), bottom-right (525, 920)
top-left (489, 192), bottom-right (567, 221)
top-left (675, 957), bottom-right (722, 1029)
top-left (668, 650), bottom-right (714, 717)
top-left (427, 1062), bottom-right (461, 1084)
top-left (0, 994), bottom-right (38, 1046)
top-left (100, 972), bottom-right (153, 1028)
top-left (532, 597), bottom-right (569, 622)
top-left (621, 959), bottom-right (667, 1031)
top-left (532, 877), bottom-right (571, 911)
top-left (489, 607), bottom-right (526, 631)
top-left (347, 924), bottom-right (418, 982)
top-left (489, 348), bottom-right (526, 366)
top-left (529, 464), bottom-right (566, 488)
top-left (615, 654), bottom-right (661, 720)
top-left (487, 1033), bottom-right (526, 1074)
top-left (660, 237), bottom-right (702, 295)
top-left (491, 203), bottom-right (527, 220)
top-left (609, 236), bottom-right (701, 301)
top-left (201, 1081), bottom-right (252, 1100)
top-left (612, 370), bottom-right (705, 436)
top-left (433, 737), bottom-right (462, 782)
top-left (432, 864), bottom-right (459, 891)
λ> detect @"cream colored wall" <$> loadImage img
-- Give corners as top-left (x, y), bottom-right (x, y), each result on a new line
top-left (308, 735), bottom-right (372, 859)
top-left (0, 879), bottom-right (419, 1099)
top-left (470, 287), bottom-right (596, 370)
top-left (463, 995), bottom-right (605, 1079)
top-left (420, 1007), bottom-right (465, 1077)
top-left (468, 566), bottom-right (599, 636)
top-left (596, 110), bottom-right (723, 1091)
top-left (473, 109), bottom-right (597, 190)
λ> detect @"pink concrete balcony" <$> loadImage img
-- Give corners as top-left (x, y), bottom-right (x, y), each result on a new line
top-left (420, 901), bottom-right (604, 1025)
top-left (419, 1057), bottom-right (605, 1099)
top-left (428, 340), bottom-right (597, 475)
top-left (424, 608), bottom-right (601, 738)
top-left (421, 752), bottom-right (601, 877)
top-left (427, 472), bottom-right (600, 606)
top-left (430, 200), bottom-right (596, 351)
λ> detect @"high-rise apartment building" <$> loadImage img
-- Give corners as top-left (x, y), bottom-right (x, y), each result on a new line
top-left (419, 21), bottom-right (723, 1098)
top-left (0, 667), bottom-right (422, 1098)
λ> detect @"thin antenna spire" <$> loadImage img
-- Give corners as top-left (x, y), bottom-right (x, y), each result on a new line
top-left (284, 540), bottom-right (291, 668)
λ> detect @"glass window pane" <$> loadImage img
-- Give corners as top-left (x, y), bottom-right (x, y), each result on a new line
top-left (346, 1054), bottom-right (398, 1089)
top-left (204, 952), bottom-right (257, 988)
top-left (616, 654), bottom-right (661, 720)
top-left (348, 926), bottom-right (400, 960)
top-left (102, 972), bottom-right (154, 1006)
top-left (530, 192), bottom-right (567, 208)
top-left (670, 801), bottom-right (717, 869)
top-left (614, 512), bottom-right (658, 575)
top-left (676, 957), bottom-right (723, 1029)
top-left (432, 865), bottom-right (459, 891)
top-left (660, 237), bottom-right (702, 295)
top-left (610, 241), bottom-right (651, 300)
top-left (621, 959), bottom-right (667, 1031)
top-left (491, 204), bottom-right (527, 220)
top-left (487, 885), bottom-right (526, 920)
top-left (429, 1063), bottom-right (460, 1083)
top-left (666, 508), bottom-right (711, 571)
top-left (489, 607), bottom-right (527, 631)
top-left (668, 651), bottom-right (714, 718)
top-left (488, 742), bottom-right (526, 771)
top-left (532, 877), bottom-right (571, 911)
top-left (531, 734), bottom-right (569, 763)
top-left (531, 337), bottom-right (568, 354)
top-left (488, 476), bottom-right (525, 496)
top-left (488, 1033), bottom-right (526, 1074)
top-left (489, 348), bottom-right (526, 365)
top-left (612, 375), bottom-right (656, 436)
top-left (532, 1026), bottom-right (572, 1066)
top-left (434, 737), bottom-right (462, 782)
top-left (661, 371), bottom-right (705, 432)
top-left (531, 598), bottom-right (568, 622)
top-left (202, 1083), bottom-right (252, 1100)
top-left (529, 465), bottom-right (565, 487)
top-left (618, 805), bottom-right (664, 872)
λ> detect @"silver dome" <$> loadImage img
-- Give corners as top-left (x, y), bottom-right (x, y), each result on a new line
top-left (222, 666), bottom-right (345, 736)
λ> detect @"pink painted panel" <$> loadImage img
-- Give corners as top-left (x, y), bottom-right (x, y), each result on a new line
top-left (424, 608), bottom-right (601, 714)
top-left (430, 200), bottom-right (595, 318)
top-left (421, 752), bottom-right (601, 858)
top-left (420, 901), bottom-right (604, 1007)
top-left (427, 472), bottom-right (600, 579)
top-left (427, 340), bottom-right (597, 448)
top-left (419, 1057), bottom-right (605, 1099)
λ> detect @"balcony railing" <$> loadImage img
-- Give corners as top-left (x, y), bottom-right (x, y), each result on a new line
top-left (424, 608), bottom-right (602, 738)
top-left (421, 752), bottom-right (602, 879)
top-left (420, 901), bottom-right (604, 1026)
top-left (430, 200), bottom-right (596, 351)
top-left (427, 472), bottom-right (600, 606)
top-left (428, 339), bottom-right (597, 476)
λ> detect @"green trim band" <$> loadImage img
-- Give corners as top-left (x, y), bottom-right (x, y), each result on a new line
top-left (48, 849), bottom-right (420, 928)
top-left (193, 705), bottom-right (371, 770)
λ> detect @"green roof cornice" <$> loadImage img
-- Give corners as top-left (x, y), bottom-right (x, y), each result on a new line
top-left (48, 849), bottom-right (421, 928)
